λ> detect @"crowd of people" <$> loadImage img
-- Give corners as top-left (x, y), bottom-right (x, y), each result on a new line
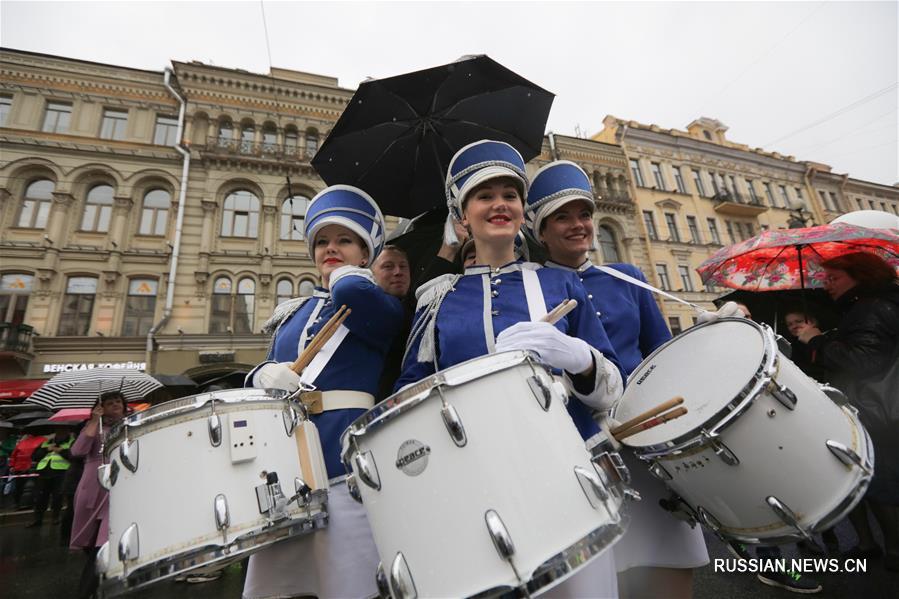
top-left (1, 139), bottom-right (895, 599)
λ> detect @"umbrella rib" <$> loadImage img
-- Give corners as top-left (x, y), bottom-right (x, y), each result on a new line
top-left (435, 118), bottom-right (537, 155)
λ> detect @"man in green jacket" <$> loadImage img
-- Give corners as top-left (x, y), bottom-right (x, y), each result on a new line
top-left (26, 427), bottom-right (73, 528)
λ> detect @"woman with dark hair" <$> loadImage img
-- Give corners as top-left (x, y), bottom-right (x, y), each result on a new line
top-left (795, 252), bottom-right (899, 571)
top-left (70, 390), bottom-right (128, 599)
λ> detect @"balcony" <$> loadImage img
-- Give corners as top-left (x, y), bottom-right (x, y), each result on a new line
top-left (712, 190), bottom-right (769, 217)
top-left (0, 323), bottom-right (35, 375)
top-left (201, 137), bottom-right (316, 164)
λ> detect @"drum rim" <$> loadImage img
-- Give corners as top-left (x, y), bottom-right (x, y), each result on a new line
top-left (339, 350), bottom-right (545, 459)
top-left (614, 318), bottom-right (778, 456)
top-left (105, 388), bottom-right (288, 447)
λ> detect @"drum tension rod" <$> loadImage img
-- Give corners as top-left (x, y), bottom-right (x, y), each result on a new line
top-left (766, 495), bottom-right (823, 551)
top-left (436, 386), bottom-right (467, 447)
top-left (768, 382), bottom-right (797, 410)
top-left (825, 440), bottom-right (873, 475)
top-left (700, 430), bottom-right (739, 466)
top-left (484, 510), bottom-right (532, 599)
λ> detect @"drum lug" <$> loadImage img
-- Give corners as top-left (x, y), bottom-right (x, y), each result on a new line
top-left (769, 382), bottom-right (797, 410)
top-left (696, 505), bottom-right (724, 535)
top-left (825, 440), bottom-right (873, 475)
top-left (819, 384), bottom-right (847, 404)
top-left (214, 493), bottom-right (230, 542)
top-left (659, 495), bottom-right (697, 527)
top-left (354, 450), bottom-right (381, 491)
top-left (375, 562), bottom-right (390, 599)
top-left (440, 403), bottom-right (467, 447)
top-left (527, 375), bottom-right (552, 411)
top-left (282, 403), bottom-right (302, 436)
top-left (95, 541), bottom-right (110, 574)
top-left (389, 551), bottom-right (418, 599)
top-left (119, 438), bottom-right (139, 473)
top-left (97, 460), bottom-right (119, 490)
top-left (484, 509), bottom-right (516, 560)
top-left (118, 522), bottom-right (140, 563)
top-left (575, 465), bottom-right (610, 510)
top-left (208, 413), bottom-right (223, 447)
top-left (346, 473), bottom-right (363, 503)
top-left (701, 430), bottom-right (739, 466)
top-left (294, 477), bottom-right (312, 506)
top-left (648, 461), bottom-right (673, 481)
top-left (766, 495), bottom-right (816, 545)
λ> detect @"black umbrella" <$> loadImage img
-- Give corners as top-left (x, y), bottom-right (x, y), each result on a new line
top-left (312, 55), bottom-right (554, 218)
top-left (24, 418), bottom-right (80, 436)
top-left (714, 289), bottom-right (839, 335)
top-left (4, 410), bottom-right (52, 425)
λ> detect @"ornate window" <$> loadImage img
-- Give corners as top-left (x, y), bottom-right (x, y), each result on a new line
top-left (221, 190), bottom-right (259, 238)
top-left (122, 279), bottom-right (158, 336)
top-left (284, 129), bottom-right (299, 154)
top-left (81, 184), bottom-right (114, 232)
top-left (305, 131), bottom-right (319, 157)
top-left (298, 279), bottom-right (316, 296)
top-left (262, 125), bottom-right (277, 153)
top-left (276, 279), bottom-right (293, 305)
top-left (209, 276), bottom-right (256, 333)
top-left (597, 225), bottom-right (620, 263)
top-left (139, 189), bottom-right (170, 236)
top-left (210, 277), bottom-right (233, 334)
top-left (217, 120), bottom-right (233, 147)
top-left (281, 196), bottom-right (309, 240)
top-left (17, 179), bottom-right (55, 229)
top-left (58, 276), bottom-right (97, 336)
top-left (240, 124), bottom-right (255, 153)
top-left (234, 278), bottom-right (255, 333)
top-left (0, 273), bottom-right (33, 325)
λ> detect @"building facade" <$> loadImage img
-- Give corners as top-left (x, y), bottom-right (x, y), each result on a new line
top-left (0, 48), bottom-right (362, 387)
top-left (593, 115), bottom-right (852, 332)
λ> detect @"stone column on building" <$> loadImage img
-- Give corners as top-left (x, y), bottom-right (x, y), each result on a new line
top-left (198, 199), bottom-right (217, 275)
top-left (181, 114), bottom-right (192, 147)
top-left (47, 192), bottom-right (75, 249)
top-left (595, 170), bottom-right (610, 200)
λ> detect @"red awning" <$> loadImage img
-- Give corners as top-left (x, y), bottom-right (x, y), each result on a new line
top-left (0, 379), bottom-right (46, 401)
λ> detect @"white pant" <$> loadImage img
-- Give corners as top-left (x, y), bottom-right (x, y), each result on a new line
top-left (242, 482), bottom-right (379, 599)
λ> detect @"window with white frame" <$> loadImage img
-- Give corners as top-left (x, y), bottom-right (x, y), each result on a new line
top-left (692, 169), bottom-right (707, 197)
top-left (677, 265), bottom-right (694, 291)
top-left (650, 162), bottom-right (665, 190)
top-left (656, 263), bottom-right (671, 290)
top-left (298, 279), bottom-right (316, 296)
top-left (221, 190), bottom-right (260, 238)
top-left (672, 165), bottom-right (687, 194)
top-left (42, 101), bottom-right (71, 133)
top-left (642, 210), bottom-right (658, 239)
top-left (630, 159), bottom-right (646, 187)
top-left (686, 216), bottom-right (701, 244)
top-left (139, 189), bottom-right (170, 236)
top-left (153, 115), bottom-right (179, 146)
top-left (281, 196), bottom-right (309, 240)
top-left (0, 273), bottom-right (33, 325)
top-left (100, 108), bottom-right (128, 140)
top-left (664, 212), bottom-right (681, 242)
top-left (58, 276), bottom-right (97, 336)
top-left (276, 279), bottom-right (293, 305)
top-left (707, 218), bottom-right (721, 244)
top-left (0, 95), bottom-right (11, 126)
top-left (597, 225), bottom-right (620, 262)
top-left (17, 179), bottom-right (54, 229)
top-left (80, 184), bottom-right (114, 232)
top-left (122, 279), bottom-right (158, 336)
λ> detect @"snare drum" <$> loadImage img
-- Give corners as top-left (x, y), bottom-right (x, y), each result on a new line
top-left (612, 318), bottom-right (874, 545)
top-left (97, 388), bottom-right (329, 595)
top-left (342, 351), bottom-right (627, 598)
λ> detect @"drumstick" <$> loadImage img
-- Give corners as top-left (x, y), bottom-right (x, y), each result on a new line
top-left (610, 396), bottom-right (684, 436)
top-left (290, 305), bottom-right (350, 374)
top-left (614, 407), bottom-right (688, 442)
top-left (542, 299), bottom-right (578, 324)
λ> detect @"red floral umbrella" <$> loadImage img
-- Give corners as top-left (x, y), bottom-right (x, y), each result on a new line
top-left (697, 223), bottom-right (899, 291)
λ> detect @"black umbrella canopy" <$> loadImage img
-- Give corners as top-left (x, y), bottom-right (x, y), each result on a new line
top-left (714, 289), bottom-right (839, 334)
top-left (24, 418), bottom-right (80, 436)
top-left (312, 55), bottom-right (554, 218)
top-left (4, 410), bottom-right (52, 424)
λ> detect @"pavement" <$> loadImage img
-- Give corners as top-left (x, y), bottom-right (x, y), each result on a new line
top-left (1, 504), bottom-right (896, 598)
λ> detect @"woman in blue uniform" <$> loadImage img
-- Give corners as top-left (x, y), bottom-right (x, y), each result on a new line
top-left (396, 140), bottom-right (625, 598)
top-left (244, 185), bottom-right (404, 599)
top-left (524, 161), bottom-right (709, 599)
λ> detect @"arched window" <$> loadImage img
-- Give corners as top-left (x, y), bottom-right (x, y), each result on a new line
top-left (305, 130), bottom-right (318, 157)
top-left (221, 190), bottom-right (259, 238)
top-left (209, 276), bottom-right (233, 333)
top-left (281, 196), bottom-right (309, 240)
top-left (276, 279), bottom-right (293, 305)
top-left (139, 189), bottom-right (171, 236)
top-left (598, 225), bottom-right (620, 263)
top-left (81, 184), bottom-right (114, 232)
top-left (0, 273), bottom-right (34, 325)
top-left (17, 179), bottom-right (55, 229)
top-left (122, 278), bottom-right (158, 336)
top-left (235, 278), bottom-right (255, 333)
top-left (284, 129), bottom-right (299, 154)
top-left (298, 279), bottom-right (316, 296)
top-left (58, 276), bottom-right (97, 336)
top-left (262, 125), bottom-right (277, 153)
top-left (240, 124), bottom-right (255, 153)
top-left (217, 120), bottom-right (233, 146)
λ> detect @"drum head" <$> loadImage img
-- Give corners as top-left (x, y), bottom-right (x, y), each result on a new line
top-left (614, 319), bottom-right (767, 448)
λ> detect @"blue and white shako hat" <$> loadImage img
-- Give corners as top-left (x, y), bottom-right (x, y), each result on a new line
top-left (444, 139), bottom-right (528, 244)
top-left (304, 184), bottom-right (386, 261)
top-left (524, 160), bottom-right (595, 241)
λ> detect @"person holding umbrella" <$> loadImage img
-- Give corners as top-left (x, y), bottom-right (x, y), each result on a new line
top-left (796, 252), bottom-right (899, 571)
top-left (70, 390), bottom-right (127, 599)
top-left (397, 140), bottom-right (625, 598)
top-left (243, 185), bottom-right (404, 599)
top-left (523, 160), bottom-right (709, 599)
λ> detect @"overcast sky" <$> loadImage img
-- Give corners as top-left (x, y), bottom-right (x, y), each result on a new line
top-left (2, 1), bottom-right (896, 185)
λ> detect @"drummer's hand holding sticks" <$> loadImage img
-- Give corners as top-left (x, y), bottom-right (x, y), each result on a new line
top-left (252, 305), bottom-right (351, 393)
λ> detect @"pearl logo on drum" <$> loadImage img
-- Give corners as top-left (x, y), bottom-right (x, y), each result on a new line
top-left (395, 439), bottom-right (430, 476)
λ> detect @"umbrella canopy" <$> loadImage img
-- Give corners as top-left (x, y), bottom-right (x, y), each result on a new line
top-left (312, 55), bottom-right (554, 218)
top-left (714, 289), bottom-right (839, 334)
top-left (0, 421), bottom-right (14, 430)
top-left (24, 368), bottom-right (163, 411)
top-left (4, 410), bottom-right (52, 424)
top-left (49, 407), bottom-right (92, 422)
top-left (24, 418), bottom-right (80, 436)
top-left (698, 223), bottom-right (899, 291)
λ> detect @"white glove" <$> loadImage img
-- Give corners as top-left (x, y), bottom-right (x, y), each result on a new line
top-left (252, 362), bottom-right (301, 392)
top-left (595, 414), bottom-right (623, 451)
top-left (695, 301), bottom-right (747, 325)
top-left (496, 321), bottom-right (593, 374)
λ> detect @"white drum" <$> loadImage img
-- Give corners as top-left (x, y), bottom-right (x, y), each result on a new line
top-left (612, 318), bottom-right (874, 545)
top-left (97, 388), bottom-right (329, 595)
top-left (341, 351), bottom-right (628, 599)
